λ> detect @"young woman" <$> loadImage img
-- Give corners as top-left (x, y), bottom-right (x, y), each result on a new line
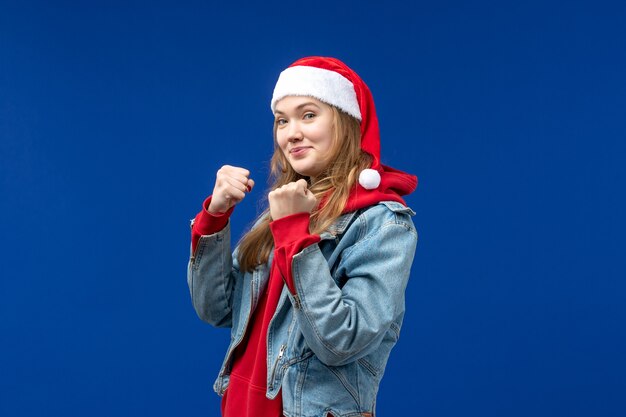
top-left (188, 56), bottom-right (418, 417)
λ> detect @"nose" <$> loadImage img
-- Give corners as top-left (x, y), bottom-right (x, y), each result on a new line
top-left (287, 121), bottom-right (303, 142)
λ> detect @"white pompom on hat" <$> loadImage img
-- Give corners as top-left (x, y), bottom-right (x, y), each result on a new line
top-left (271, 56), bottom-right (383, 190)
top-left (358, 168), bottom-right (382, 190)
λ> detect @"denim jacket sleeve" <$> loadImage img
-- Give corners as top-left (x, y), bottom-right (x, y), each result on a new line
top-left (187, 221), bottom-right (238, 328)
top-left (289, 206), bottom-right (417, 367)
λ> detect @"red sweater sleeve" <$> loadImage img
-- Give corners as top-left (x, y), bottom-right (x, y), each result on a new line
top-left (191, 196), bottom-right (234, 254)
top-left (269, 212), bottom-right (321, 294)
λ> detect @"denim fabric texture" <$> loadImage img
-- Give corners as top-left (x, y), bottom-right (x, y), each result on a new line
top-left (187, 201), bottom-right (418, 417)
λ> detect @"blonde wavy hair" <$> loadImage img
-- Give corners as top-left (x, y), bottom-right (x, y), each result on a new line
top-left (237, 104), bottom-right (372, 273)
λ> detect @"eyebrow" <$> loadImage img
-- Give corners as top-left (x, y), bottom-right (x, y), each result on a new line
top-left (274, 101), bottom-right (321, 115)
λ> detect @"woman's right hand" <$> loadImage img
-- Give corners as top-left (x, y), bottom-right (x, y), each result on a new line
top-left (208, 165), bottom-right (255, 214)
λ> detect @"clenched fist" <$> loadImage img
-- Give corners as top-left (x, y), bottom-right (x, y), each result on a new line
top-left (208, 165), bottom-right (255, 214)
top-left (268, 179), bottom-right (317, 221)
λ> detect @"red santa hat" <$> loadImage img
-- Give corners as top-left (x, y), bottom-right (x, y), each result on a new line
top-left (271, 56), bottom-right (384, 190)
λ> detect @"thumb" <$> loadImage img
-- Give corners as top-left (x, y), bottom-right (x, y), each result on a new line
top-left (246, 178), bottom-right (255, 192)
top-left (295, 179), bottom-right (309, 194)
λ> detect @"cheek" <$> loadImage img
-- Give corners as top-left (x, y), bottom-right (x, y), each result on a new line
top-left (275, 133), bottom-right (288, 152)
top-left (320, 119), bottom-right (335, 143)
top-left (319, 127), bottom-right (335, 152)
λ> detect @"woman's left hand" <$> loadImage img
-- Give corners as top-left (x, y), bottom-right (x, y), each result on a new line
top-left (268, 179), bottom-right (317, 220)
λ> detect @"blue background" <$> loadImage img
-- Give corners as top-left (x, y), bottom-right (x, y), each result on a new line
top-left (2, 1), bottom-right (625, 416)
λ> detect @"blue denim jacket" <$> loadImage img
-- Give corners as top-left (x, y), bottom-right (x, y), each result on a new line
top-left (187, 201), bottom-right (417, 417)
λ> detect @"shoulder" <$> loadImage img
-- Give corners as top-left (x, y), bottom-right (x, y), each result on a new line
top-left (344, 201), bottom-right (417, 239)
top-left (361, 201), bottom-right (416, 217)
top-left (335, 201), bottom-right (417, 260)
top-left (360, 201), bottom-right (415, 224)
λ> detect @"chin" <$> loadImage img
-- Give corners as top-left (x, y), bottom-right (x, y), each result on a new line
top-left (291, 165), bottom-right (314, 178)
top-left (293, 171), bottom-right (313, 178)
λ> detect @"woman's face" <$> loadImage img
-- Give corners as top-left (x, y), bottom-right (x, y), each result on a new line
top-left (274, 96), bottom-right (335, 180)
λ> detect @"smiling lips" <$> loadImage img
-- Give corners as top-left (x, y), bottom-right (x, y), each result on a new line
top-left (289, 146), bottom-right (311, 156)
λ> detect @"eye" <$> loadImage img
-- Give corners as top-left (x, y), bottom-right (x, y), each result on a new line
top-left (275, 118), bottom-right (287, 126)
top-left (303, 112), bottom-right (316, 120)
